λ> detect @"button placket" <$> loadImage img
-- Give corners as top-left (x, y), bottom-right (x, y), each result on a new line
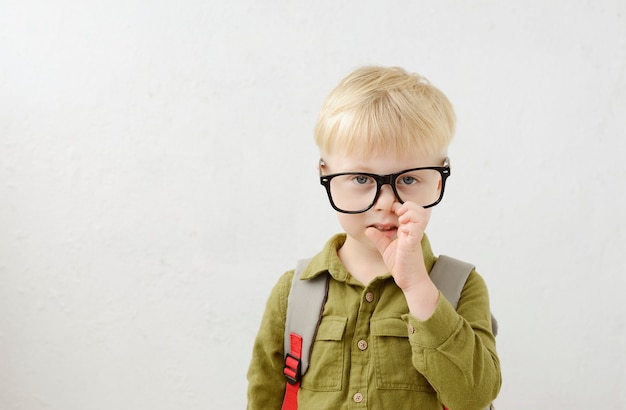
top-left (349, 284), bottom-right (376, 405)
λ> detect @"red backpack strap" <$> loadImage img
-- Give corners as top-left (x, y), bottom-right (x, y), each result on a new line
top-left (282, 333), bottom-right (303, 410)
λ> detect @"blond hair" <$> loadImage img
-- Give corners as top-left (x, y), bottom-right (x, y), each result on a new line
top-left (314, 66), bottom-right (456, 159)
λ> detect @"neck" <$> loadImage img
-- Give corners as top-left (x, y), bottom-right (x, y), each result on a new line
top-left (338, 237), bottom-right (388, 285)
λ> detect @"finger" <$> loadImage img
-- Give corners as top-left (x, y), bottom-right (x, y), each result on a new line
top-left (395, 203), bottom-right (423, 222)
top-left (397, 203), bottom-right (431, 225)
top-left (365, 226), bottom-right (391, 256)
top-left (398, 208), bottom-right (421, 225)
top-left (392, 202), bottom-right (405, 215)
top-left (398, 213), bottom-right (414, 224)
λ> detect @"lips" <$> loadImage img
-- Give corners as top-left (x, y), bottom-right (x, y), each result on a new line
top-left (371, 224), bottom-right (397, 231)
top-left (369, 224), bottom-right (398, 239)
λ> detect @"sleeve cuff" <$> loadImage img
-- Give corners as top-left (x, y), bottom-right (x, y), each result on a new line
top-left (402, 291), bottom-right (462, 348)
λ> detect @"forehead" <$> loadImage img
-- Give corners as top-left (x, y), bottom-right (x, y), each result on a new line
top-left (321, 150), bottom-right (442, 174)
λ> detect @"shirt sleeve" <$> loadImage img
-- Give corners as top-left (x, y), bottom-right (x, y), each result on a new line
top-left (402, 270), bottom-right (501, 410)
top-left (246, 271), bottom-right (293, 410)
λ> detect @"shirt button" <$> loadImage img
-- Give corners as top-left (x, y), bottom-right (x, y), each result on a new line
top-left (365, 292), bottom-right (374, 302)
top-left (408, 324), bottom-right (415, 334)
top-left (353, 392), bottom-right (364, 403)
top-left (357, 340), bottom-right (368, 351)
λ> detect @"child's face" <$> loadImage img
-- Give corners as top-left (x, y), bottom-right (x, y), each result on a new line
top-left (319, 149), bottom-right (444, 254)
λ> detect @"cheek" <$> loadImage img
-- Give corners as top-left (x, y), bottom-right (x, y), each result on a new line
top-left (335, 213), bottom-right (364, 234)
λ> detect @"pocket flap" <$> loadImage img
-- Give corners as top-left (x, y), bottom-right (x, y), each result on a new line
top-left (370, 317), bottom-right (409, 337)
top-left (315, 316), bottom-right (347, 341)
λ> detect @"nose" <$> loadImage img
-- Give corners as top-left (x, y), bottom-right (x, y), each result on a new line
top-left (374, 184), bottom-right (399, 211)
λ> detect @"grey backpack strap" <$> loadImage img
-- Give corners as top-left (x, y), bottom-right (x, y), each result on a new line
top-left (429, 255), bottom-right (474, 309)
top-left (430, 255), bottom-right (498, 337)
top-left (431, 255), bottom-right (497, 410)
top-left (284, 258), bottom-right (329, 375)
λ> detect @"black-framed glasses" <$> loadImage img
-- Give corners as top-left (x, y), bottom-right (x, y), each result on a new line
top-left (319, 158), bottom-right (451, 214)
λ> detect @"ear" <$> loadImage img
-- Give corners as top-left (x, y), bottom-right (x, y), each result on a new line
top-left (318, 158), bottom-right (326, 172)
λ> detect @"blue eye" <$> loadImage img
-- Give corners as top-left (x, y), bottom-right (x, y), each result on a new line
top-left (353, 175), bottom-right (373, 185)
top-left (400, 176), bottom-right (418, 185)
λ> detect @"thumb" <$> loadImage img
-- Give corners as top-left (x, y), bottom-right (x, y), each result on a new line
top-left (365, 227), bottom-right (391, 256)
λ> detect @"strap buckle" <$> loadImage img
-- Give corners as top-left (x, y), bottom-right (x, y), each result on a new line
top-left (283, 353), bottom-right (302, 385)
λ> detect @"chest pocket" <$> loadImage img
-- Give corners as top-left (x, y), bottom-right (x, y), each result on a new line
top-left (301, 315), bottom-right (346, 392)
top-left (371, 317), bottom-right (434, 392)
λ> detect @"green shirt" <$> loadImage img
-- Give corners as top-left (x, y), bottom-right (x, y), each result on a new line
top-left (247, 234), bottom-right (501, 409)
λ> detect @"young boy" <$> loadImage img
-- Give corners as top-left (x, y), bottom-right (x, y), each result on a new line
top-left (247, 66), bottom-right (501, 409)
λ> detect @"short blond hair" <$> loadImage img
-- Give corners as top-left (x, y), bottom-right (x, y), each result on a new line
top-left (314, 66), bottom-right (455, 159)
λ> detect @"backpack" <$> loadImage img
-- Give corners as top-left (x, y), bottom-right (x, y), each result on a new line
top-left (282, 255), bottom-right (497, 410)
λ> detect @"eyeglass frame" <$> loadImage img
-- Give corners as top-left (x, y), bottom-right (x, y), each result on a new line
top-left (319, 158), bottom-right (451, 214)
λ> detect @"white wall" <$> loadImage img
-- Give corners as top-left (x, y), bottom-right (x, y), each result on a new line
top-left (1, 1), bottom-right (624, 409)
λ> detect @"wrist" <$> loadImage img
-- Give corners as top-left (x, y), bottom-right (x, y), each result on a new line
top-left (403, 280), bottom-right (439, 321)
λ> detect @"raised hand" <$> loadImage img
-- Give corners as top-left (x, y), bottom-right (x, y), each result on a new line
top-left (365, 201), bottom-right (439, 319)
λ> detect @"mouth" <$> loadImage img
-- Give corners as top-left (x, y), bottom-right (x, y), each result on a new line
top-left (369, 224), bottom-right (398, 238)
top-left (370, 224), bottom-right (397, 232)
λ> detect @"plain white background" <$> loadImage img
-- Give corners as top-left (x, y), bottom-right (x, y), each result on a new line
top-left (1, 1), bottom-right (625, 409)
